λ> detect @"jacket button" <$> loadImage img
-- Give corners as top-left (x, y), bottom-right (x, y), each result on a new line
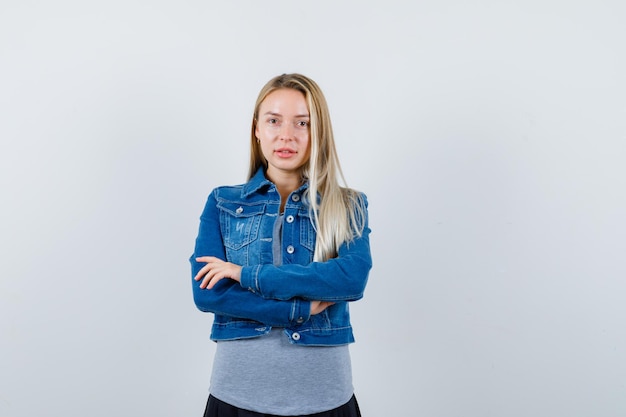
top-left (296, 317), bottom-right (304, 324)
top-left (235, 206), bottom-right (243, 214)
top-left (286, 245), bottom-right (295, 254)
top-left (291, 194), bottom-right (300, 202)
top-left (286, 215), bottom-right (295, 223)
top-left (292, 332), bottom-right (301, 341)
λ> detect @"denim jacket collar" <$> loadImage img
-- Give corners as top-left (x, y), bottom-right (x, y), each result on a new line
top-left (242, 168), bottom-right (309, 198)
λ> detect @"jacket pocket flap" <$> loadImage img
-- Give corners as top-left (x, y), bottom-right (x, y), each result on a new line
top-left (217, 201), bottom-right (266, 217)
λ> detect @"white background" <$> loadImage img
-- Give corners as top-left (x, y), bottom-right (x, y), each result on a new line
top-left (1, 1), bottom-right (625, 416)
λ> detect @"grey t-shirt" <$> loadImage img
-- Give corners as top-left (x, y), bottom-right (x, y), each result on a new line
top-left (209, 215), bottom-right (353, 415)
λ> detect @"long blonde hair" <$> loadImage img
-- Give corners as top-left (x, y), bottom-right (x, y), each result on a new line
top-left (248, 73), bottom-right (366, 262)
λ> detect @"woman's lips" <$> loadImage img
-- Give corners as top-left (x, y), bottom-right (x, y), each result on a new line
top-left (275, 148), bottom-right (296, 157)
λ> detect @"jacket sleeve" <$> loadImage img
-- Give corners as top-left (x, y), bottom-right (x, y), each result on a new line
top-left (190, 190), bottom-right (311, 327)
top-left (239, 198), bottom-right (373, 302)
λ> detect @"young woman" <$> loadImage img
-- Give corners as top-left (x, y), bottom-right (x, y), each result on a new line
top-left (190, 73), bottom-right (372, 417)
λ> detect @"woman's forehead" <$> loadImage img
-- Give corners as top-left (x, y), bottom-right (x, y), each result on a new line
top-left (260, 89), bottom-right (309, 116)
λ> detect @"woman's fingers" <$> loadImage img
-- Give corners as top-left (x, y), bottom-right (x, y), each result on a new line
top-left (194, 257), bottom-right (242, 289)
top-left (194, 256), bottom-right (217, 281)
top-left (201, 270), bottom-right (224, 289)
top-left (310, 301), bottom-right (335, 315)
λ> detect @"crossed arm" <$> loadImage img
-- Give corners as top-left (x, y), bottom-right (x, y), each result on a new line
top-left (193, 257), bottom-right (333, 315)
top-left (191, 191), bottom-right (372, 324)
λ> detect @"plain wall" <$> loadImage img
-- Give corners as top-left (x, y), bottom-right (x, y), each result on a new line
top-left (1, 1), bottom-right (625, 416)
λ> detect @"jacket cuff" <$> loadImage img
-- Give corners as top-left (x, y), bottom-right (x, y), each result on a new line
top-left (290, 298), bottom-right (311, 326)
top-left (240, 265), bottom-right (261, 294)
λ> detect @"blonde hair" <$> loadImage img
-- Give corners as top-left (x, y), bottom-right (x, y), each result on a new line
top-left (248, 73), bottom-right (366, 262)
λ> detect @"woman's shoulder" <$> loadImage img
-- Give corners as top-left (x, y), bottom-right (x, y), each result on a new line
top-left (209, 174), bottom-right (270, 203)
top-left (209, 182), bottom-right (246, 201)
top-left (340, 187), bottom-right (368, 206)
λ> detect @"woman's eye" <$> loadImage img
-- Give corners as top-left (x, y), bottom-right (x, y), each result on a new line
top-left (297, 121), bottom-right (309, 127)
top-left (268, 118), bottom-right (278, 124)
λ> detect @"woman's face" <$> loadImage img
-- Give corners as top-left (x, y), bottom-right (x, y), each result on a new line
top-left (255, 88), bottom-right (311, 180)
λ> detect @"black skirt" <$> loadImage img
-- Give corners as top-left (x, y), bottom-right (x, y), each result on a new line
top-left (203, 394), bottom-right (362, 417)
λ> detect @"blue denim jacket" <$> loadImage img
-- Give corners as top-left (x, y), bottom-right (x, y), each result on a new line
top-left (190, 168), bottom-right (372, 346)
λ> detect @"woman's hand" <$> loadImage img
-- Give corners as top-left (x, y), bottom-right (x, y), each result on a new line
top-left (194, 256), bottom-right (242, 290)
top-left (310, 300), bottom-right (334, 315)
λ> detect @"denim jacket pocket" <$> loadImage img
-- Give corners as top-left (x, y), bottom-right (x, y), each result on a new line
top-left (218, 201), bottom-right (265, 252)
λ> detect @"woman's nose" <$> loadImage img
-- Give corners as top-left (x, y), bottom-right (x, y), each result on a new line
top-left (279, 123), bottom-right (294, 140)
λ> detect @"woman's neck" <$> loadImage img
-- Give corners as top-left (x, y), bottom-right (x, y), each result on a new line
top-left (266, 169), bottom-right (302, 212)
